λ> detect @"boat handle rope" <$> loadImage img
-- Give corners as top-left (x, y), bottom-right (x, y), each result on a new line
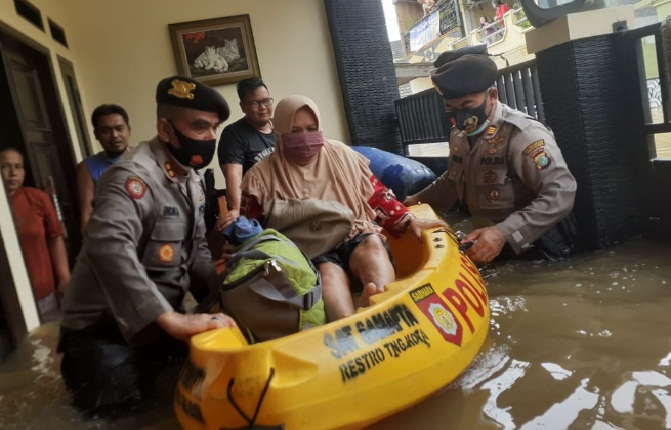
top-left (227, 367), bottom-right (276, 428)
top-left (433, 227), bottom-right (460, 243)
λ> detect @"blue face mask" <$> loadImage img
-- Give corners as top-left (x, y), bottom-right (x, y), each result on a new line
top-left (452, 93), bottom-right (493, 137)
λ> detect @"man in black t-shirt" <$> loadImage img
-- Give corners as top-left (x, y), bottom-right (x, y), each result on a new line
top-left (217, 78), bottom-right (276, 223)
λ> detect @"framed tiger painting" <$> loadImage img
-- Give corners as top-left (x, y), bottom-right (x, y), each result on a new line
top-left (168, 14), bottom-right (261, 86)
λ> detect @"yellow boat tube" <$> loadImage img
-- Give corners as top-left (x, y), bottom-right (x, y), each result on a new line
top-left (175, 204), bottom-right (490, 430)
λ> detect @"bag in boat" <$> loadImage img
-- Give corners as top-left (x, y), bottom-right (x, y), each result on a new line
top-left (206, 229), bottom-right (326, 343)
top-left (263, 198), bottom-right (354, 259)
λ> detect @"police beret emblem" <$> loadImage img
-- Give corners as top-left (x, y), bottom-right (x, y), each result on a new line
top-left (168, 79), bottom-right (196, 100)
top-left (125, 176), bottom-right (146, 199)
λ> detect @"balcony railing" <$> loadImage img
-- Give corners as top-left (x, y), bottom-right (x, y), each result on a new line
top-left (404, 6), bottom-right (531, 55)
top-left (403, 0), bottom-right (463, 54)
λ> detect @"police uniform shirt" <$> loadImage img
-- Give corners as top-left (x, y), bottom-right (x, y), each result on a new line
top-left (416, 101), bottom-right (577, 254)
top-left (60, 137), bottom-right (215, 343)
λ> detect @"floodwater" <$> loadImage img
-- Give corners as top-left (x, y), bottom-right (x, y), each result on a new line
top-left (2, 228), bottom-right (671, 429)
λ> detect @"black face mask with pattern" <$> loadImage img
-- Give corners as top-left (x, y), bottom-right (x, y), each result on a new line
top-left (452, 93), bottom-right (492, 137)
top-left (166, 122), bottom-right (215, 170)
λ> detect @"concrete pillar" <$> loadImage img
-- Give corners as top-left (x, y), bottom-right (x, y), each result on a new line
top-left (323, 0), bottom-right (402, 154)
top-left (526, 6), bottom-right (645, 250)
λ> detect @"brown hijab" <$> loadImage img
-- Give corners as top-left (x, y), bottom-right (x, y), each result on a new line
top-left (241, 95), bottom-right (376, 222)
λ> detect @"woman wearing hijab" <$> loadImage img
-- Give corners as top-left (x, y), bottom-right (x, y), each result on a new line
top-left (235, 95), bottom-right (447, 321)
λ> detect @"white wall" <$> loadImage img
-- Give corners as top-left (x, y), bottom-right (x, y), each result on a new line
top-left (59, 0), bottom-right (349, 188)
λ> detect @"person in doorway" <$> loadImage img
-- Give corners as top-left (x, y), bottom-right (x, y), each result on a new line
top-left (217, 77), bottom-right (276, 228)
top-left (404, 49), bottom-right (577, 264)
top-left (0, 147), bottom-right (70, 323)
top-left (221, 95), bottom-right (448, 322)
top-left (58, 76), bottom-right (236, 418)
top-left (76, 104), bottom-right (131, 234)
top-left (493, 0), bottom-right (512, 26)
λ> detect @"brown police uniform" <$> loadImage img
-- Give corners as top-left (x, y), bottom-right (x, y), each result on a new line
top-left (414, 100), bottom-right (577, 255)
top-left (60, 137), bottom-right (213, 340)
top-left (58, 75), bottom-right (229, 417)
top-left (415, 49), bottom-right (577, 257)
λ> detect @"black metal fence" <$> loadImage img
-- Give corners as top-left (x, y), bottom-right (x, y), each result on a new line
top-left (496, 59), bottom-right (545, 122)
top-left (394, 58), bottom-right (543, 150)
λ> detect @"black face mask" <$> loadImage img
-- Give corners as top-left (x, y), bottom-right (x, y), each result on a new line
top-left (452, 93), bottom-right (493, 137)
top-left (166, 122), bottom-right (215, 170)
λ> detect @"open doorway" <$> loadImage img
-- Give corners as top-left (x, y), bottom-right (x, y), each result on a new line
top-left (0, 26), bottom-right (80, 345)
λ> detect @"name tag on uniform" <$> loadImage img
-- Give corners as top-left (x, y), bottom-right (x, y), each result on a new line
top-left (163, 206), bottom-right (179, 217)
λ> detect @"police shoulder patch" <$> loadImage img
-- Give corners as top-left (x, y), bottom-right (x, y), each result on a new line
top-left (522, 139), bottom-right (545, 156)
top-left (534, 151), bottom-right (552, 170)
top-left (125, 176), bottom-right (146, 199)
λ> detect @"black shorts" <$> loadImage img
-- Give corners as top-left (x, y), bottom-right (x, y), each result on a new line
top-left (311, 233), bottom-right (394, 292)
top-left (58, 317), bottom-right (186, 418)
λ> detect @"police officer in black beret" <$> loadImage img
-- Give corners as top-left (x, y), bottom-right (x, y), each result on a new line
top-left (405, 50), bottom-right (577, 263)
top-left (58, 76), bottom-right (236, 417)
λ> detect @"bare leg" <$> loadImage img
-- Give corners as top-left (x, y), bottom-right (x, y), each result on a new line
top-left (348, 234), bottom-right (395, 307)
top-left (317, 262), bottom-right (354, 321)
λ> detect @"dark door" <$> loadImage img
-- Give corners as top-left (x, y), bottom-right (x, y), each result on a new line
top-left (59, 56), bottom-right (93, 160)
top-left (620, 23), bottom-right (671, 242)
top-left (0, 33), bottom-right (81, 261)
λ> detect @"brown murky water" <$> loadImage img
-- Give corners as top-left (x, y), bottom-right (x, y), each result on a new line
top-left (2, 232), bottom-right (671, 429)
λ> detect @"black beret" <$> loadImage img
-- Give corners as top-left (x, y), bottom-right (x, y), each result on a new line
top-left (156, 75), bottom-right (230, 122)
top-left (433, 44), bottom-right (488, 69)
top-left (431, 54), bottom-right (498, 100)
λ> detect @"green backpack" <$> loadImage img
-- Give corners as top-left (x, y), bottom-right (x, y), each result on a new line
top-left (210, 229), bottom-right (326, 343)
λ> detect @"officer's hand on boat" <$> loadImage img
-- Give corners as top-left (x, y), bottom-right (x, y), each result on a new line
top-left (156, 310), bottom-right (236, 343)
top-left (402, 194), bottom-right (421, 207)
top-left (406, 216), bottom-right (450, 242)
top-left (461, 226), bottom-right (506, 264)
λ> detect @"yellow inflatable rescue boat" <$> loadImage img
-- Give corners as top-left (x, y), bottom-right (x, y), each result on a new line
top-left (175, 204), bottom-right (490, 430)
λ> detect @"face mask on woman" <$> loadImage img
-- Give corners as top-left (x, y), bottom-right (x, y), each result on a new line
top-left (451, 93), bottom-right (493, 137)
top-left (166, 123), bottom-right (216, 170)
top-left (281, 131), bottom-right (324, 164)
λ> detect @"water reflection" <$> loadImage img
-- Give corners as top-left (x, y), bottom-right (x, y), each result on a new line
top-left (373, 236), bottom-right (671, 430)
top-left (1, 237), bottom-right (671, 429)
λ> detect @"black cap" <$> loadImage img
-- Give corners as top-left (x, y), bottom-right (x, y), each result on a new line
top-left (431, 53), bottom-right (498, 100)
top-left (155, 75), bottom-right (230, 122)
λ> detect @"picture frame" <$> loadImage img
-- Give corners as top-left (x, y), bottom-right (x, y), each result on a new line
top-left (168, 14), bottom-right (260, 87)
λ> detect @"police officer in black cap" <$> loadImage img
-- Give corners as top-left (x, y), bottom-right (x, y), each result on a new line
top-left (58, 75), bottom-right (236, 417)
top-left (405, 50), bottom-right (577, 263)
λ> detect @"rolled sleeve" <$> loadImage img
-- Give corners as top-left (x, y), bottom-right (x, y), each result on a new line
top-left (497, 126), bottom-right (577, 254)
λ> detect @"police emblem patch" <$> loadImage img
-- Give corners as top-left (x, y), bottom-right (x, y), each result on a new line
top-left (125, 177), bottom-right (146, 199)
top-left (534, 152), bottom-right (552, 170)
top-left (484, 171), bottom-right (498, 183)
top-left (159, 244), bottom-right (175, 263)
